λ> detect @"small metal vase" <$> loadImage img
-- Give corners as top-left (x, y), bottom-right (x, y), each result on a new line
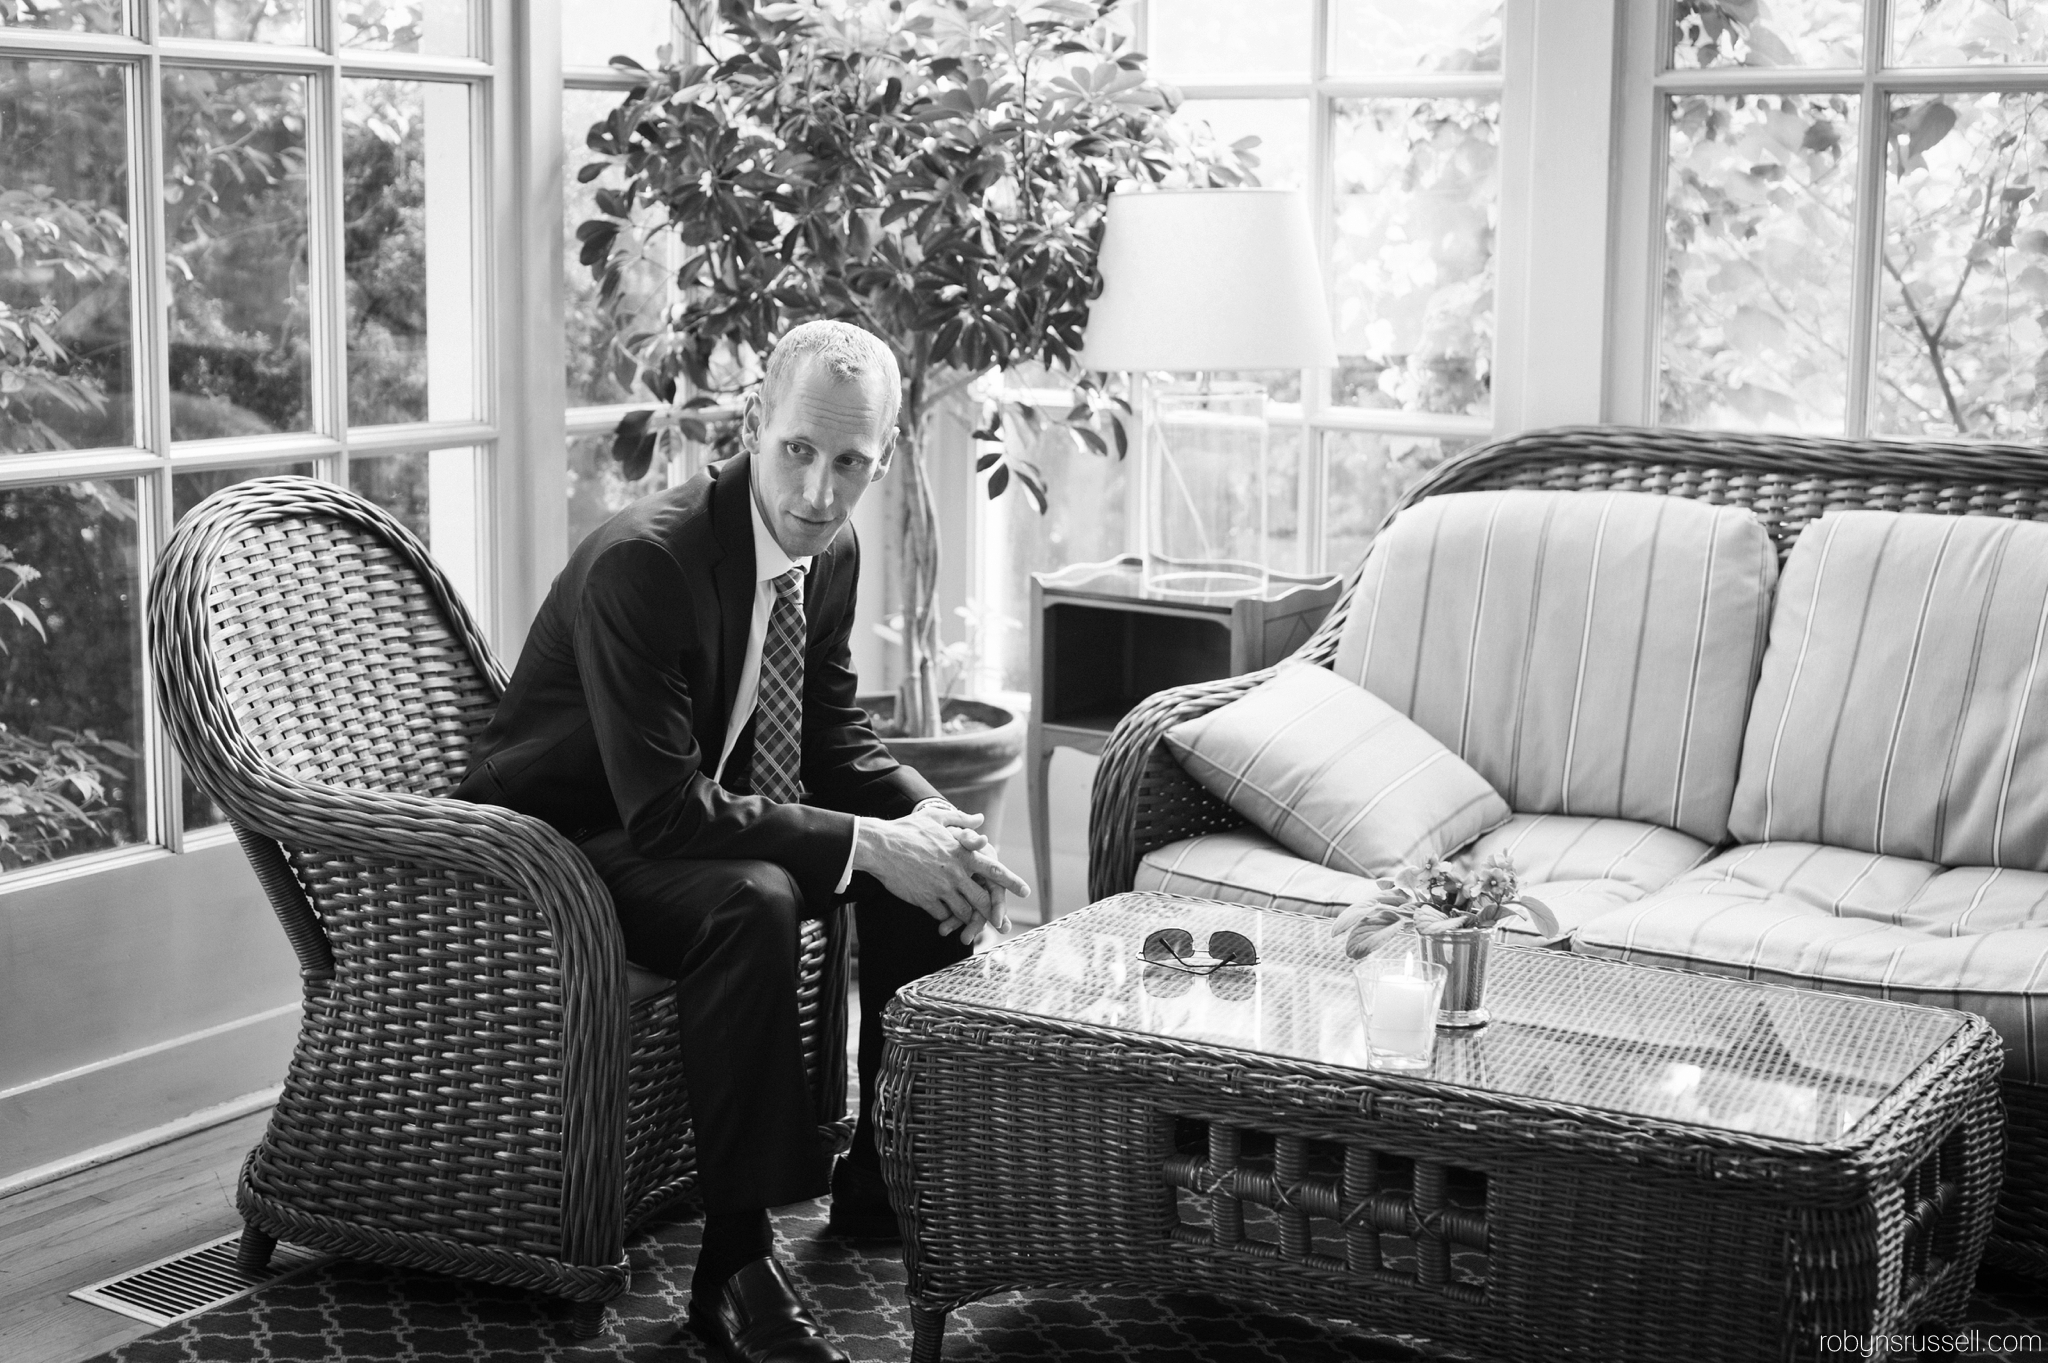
top-left (1420, 925), bottom-right (1497, 1028)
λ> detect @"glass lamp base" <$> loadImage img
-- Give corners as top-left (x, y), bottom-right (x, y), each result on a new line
top-left (1143, 566), bottom-right (1268, 600)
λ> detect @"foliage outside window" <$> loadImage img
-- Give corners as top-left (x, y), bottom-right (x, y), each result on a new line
top-left (0, 1), bottom-right (494, 868)
top-left (1661, 0), bottom-right (2048, 440)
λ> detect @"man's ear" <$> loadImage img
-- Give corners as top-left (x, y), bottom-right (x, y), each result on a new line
top-left (872, 425), bottom-right (897, 482)
top-left (740, 390), bottom-right (762, 452)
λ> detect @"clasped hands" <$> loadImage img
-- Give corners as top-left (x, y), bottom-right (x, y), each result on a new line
top-left (853, 802), bottom-right (1029, 943)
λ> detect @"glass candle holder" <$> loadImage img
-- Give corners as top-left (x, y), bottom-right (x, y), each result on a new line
top-left (1354, 954), bottom-right (1446, 1072)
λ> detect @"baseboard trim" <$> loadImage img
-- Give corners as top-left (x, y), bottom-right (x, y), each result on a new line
top-left (0, 1085), bottom-right (282, 1200)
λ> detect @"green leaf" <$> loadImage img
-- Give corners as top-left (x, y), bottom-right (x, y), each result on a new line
top-left (1905, 100), bottom-right (1956, 159)
top-left (1514, 896), bottom-right (1560, 940)
top-left (986, 463), bottom-right (1011, 498)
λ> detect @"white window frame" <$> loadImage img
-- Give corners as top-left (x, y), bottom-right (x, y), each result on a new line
top-left (0, 0), bottom-right (513, 877)
top-left (1606, 0), bottom-right (2048, 434)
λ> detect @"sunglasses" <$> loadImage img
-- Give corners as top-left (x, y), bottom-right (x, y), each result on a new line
top-left (1141, 927), bottom-right (1259, 974)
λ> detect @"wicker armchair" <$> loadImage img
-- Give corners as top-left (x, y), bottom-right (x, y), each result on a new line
top-left (1089, 424), bottom-right (2048, 1278)
top-left (149, 477), bottom-right (850, 1336)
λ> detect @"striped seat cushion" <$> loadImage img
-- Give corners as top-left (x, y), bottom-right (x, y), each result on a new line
top-left (1466, 813), bottom-right (1712, 941)
top-left (1730, 509), bottom-right (2048, 870)
top-left (1573, 841), bottom-right (2048, 1083)
top-left (1333, 489), bottom-right (1777, 845)
top-left (1164, 662), bottom-right (1509, 879)
top-left (1135, 828), bottom-right (1375, 917)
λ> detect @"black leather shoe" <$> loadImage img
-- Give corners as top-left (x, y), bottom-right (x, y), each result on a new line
top-left (821, 1159), bottom-right (899, 1243)
top-left (686, 1256), bottom-right (847, 1363)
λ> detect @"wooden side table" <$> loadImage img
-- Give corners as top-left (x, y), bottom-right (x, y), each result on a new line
top-left (1027, 556), bottom-right (1342, 914)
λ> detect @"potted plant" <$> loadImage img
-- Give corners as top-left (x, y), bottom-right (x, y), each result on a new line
top-left (574, 0), bottom-right (1250, 791)
top-left (1331, 855), bottom-right (1558, 1028)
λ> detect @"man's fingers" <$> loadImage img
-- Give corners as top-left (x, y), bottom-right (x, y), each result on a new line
top-left (922, 806), bottom-right (983, 829)
top-left (972, 853), bottom-right (1030, 898)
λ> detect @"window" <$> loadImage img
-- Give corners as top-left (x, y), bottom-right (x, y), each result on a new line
top-left (0, 0), bottom-right (497, 865)
top-left (560, 0), bottom-right (686, 551)
top-left (1621, 0), bottom-right (2048, 440)
top-left (976, 0), bottom-right (1509, 690)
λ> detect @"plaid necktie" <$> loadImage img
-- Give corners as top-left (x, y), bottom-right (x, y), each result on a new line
top-left (744, 567), bottom-right (806, 803)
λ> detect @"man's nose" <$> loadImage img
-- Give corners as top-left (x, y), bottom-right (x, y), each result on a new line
top-left (800, 459), bottom-right (835, 511)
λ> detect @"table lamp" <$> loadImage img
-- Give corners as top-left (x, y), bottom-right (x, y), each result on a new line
top-left (1080, 188), bottom-right (1338, 598)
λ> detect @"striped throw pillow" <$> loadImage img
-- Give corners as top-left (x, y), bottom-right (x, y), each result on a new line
top-left (1332, 489), bottom-right (1777, 845)
top-left (1164, 662), bottom-right (1510, 878)
top-left (1730, 510), bottom-right (2048, 870)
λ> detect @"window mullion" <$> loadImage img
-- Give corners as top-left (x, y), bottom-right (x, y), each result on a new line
top-left (132, 44), bottom-right (181, 853)
top-left (319, 40), bottom-right (349, 478)
top-left (1302, 0), bottom-right (1330, 572)
top-left (1844, 0), bottom-right (1891, 438)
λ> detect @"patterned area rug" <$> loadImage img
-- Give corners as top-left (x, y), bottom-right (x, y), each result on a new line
top-left (82, 1198), bottom-right (2048, 1363)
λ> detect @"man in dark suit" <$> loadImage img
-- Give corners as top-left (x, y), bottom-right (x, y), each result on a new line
top-left (456, 320), bottom-right (1026, 1363)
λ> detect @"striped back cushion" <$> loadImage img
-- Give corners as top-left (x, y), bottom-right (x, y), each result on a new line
top-left (1729, 510), bottom-right (2048, 869)
top-left (1332, 490), bottom-right (1777, 844)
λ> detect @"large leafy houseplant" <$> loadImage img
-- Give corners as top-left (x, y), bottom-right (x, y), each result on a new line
top-left (578, 0), bottom-right (1249, 737)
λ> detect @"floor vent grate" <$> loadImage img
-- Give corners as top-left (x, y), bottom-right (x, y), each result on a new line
top-left (70, 1233), bottom-right (330, 1328)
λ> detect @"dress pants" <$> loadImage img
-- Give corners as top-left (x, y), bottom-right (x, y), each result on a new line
top-left (577, 829), bottom-right (972, 1214)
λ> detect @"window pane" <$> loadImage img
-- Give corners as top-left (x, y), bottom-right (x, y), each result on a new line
top-left (564, 87), bottom-right (663, 407)
top-left (163, 68), bottom-right (311, 442)
top-left (343, 0), bottom-right (474, 57)
top-left (1146, 0), bottom-right (1310, 80)
top-left (1671, 0), bottom-right (1862, 69)
top-left (561, 0), bottom-right (676, 70)
top-left (981, 418), bottom-right (1131, 693)
top-left (170, 461), bottom-right (312, 829)
top-left (1329, 98), bottom-right (1497, 417)
top-left (1, 0), bottom-right (123, 33)
top-left (1178, 98), bottom-right (1309, 191)
top-left (1329, 0), bottom-right (1501, 74)
top-left (344, 79), bottom-right (477, 427)
top-left (1876, 93), bottom-right (2048, 440)
top-left (349, 447), bottom-right (480, 610)
top-left (0, 479), bottom-right (143, 871)
top-left (1268, 423), bottom-right (1303, 574)
top-left (568, 431), bottom-right (673, 550)
top-left (1660, 93), bottom-right (1859, 433)
top-left (1893, 0), bottom-right (2048, 66)
top-left (0, 59), bottom-right (134, 455)
top-left (1321, 431), bottom-right (1466, 574)
top-left (159, 0), bottom-right (307, 44)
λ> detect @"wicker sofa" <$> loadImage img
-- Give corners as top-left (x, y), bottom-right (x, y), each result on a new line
top-left (1090, 425), bottom-right (2048, 1279)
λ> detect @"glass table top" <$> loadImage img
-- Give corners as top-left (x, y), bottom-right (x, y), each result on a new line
top-left (918, 894), bottom-right (1968, 1145)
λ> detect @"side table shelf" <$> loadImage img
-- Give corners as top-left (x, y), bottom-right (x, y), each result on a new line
top-left (1028, 555), bottom-right (1342, 914)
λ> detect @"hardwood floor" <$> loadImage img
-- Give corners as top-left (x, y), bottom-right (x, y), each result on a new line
top-left (0, 1110), bottom-right (268, 1363)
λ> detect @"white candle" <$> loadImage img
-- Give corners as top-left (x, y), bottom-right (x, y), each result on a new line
top-left (1369, 973), bottom-right (1436, 1057)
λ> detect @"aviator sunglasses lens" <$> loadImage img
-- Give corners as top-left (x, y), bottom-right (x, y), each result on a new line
top-left (1142, 927), bottom-right (1196, 966)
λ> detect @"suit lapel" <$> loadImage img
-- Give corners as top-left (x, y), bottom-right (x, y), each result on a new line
top-left (711, 453), bottom-right (755, 720)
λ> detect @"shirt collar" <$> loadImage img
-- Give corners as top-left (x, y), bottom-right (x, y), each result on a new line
top-left (747, 484), bottom-right (811, 585)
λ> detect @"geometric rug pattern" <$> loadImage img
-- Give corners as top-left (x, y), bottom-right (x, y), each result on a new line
top-left (81, 1195), bottom-right (2048, 1363)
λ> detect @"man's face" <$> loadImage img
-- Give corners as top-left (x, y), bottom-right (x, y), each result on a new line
top-left (745, 358), bottom-right (896, 559)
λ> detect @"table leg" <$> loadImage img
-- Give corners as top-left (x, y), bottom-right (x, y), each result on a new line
top-left (1028, 732), bottom-right (1055, 916)
top-left (910, 1304), bottom-right (948, 1363)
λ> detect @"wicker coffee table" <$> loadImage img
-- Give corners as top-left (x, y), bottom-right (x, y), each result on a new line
top-left (874, 892), bottom-right (2005, 1363)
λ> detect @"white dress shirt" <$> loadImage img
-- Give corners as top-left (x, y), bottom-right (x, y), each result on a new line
top-left (717, 492), bottom-right (944, 894)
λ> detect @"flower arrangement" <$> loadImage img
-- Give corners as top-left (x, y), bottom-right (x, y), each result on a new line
top-left (1331, 854), bottom-right (1559, 959)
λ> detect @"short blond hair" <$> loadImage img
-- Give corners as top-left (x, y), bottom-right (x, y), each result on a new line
top-left (760, 320), bottom-right (902, 433)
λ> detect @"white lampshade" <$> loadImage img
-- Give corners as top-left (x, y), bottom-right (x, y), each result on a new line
top-left (1079, 188), bottom-right (1339, 372)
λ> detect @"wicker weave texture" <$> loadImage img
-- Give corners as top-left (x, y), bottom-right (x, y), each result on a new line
top-left (148, 477), bottom-right (848, 1321)
top-left (879, 893), bottom-right (2006, 1363)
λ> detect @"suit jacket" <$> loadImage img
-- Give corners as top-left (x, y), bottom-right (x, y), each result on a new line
top-left (455, 452), bottom-right (936, 909)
